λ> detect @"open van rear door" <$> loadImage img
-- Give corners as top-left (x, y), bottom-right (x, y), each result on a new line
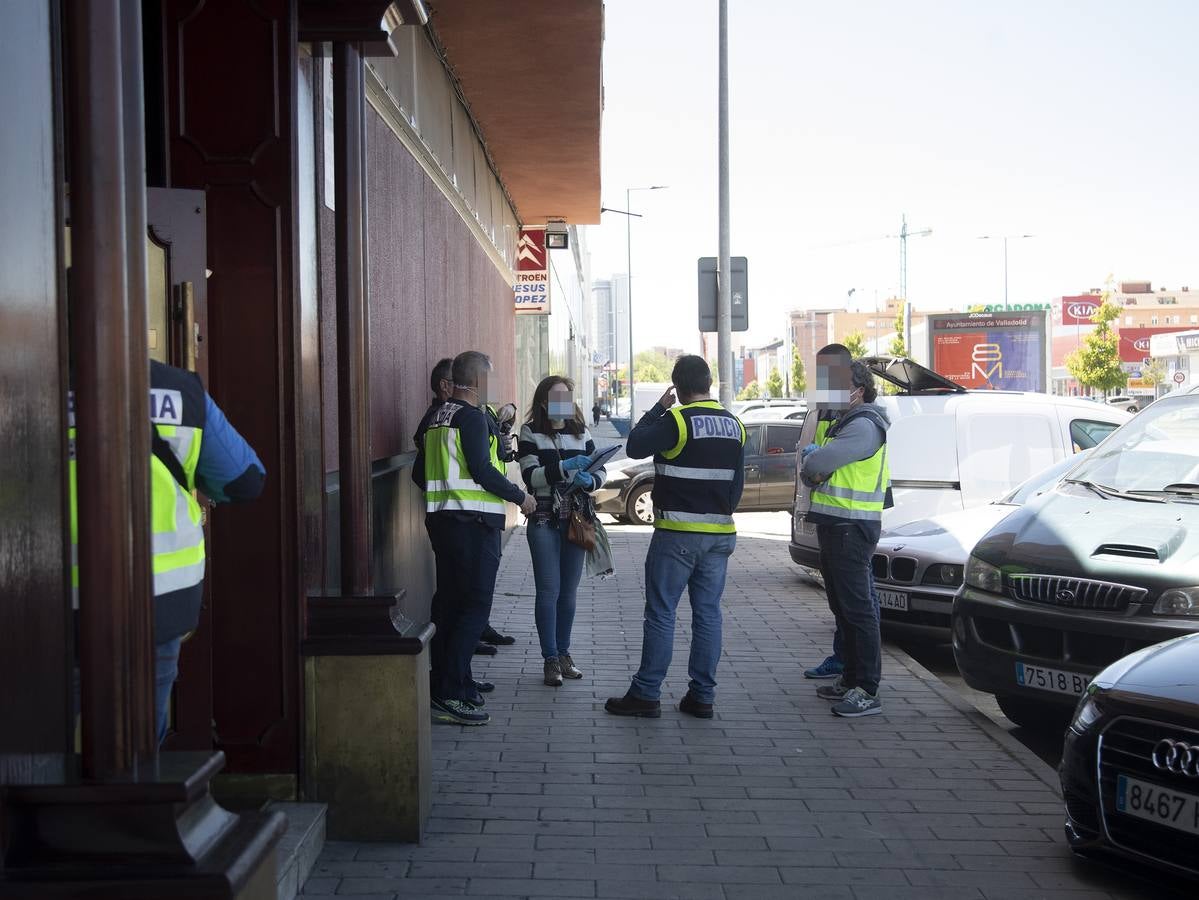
top-left (863, 357), bottom-right (966, 395)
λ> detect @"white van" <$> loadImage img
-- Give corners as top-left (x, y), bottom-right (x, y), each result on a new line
top-left (788, 358), bottom-right (1130, 572)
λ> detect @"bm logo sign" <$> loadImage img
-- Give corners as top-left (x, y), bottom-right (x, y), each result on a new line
top-left (972, 343), bottom-right (1003, 381)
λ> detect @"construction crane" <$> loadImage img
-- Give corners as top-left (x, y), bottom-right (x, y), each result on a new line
top-left (883, 214), bottom-right (932, 356)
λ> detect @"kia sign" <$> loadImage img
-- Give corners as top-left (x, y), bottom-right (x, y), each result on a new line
top-left (1061, 295), bottom-right (1100, 326)
top-left (1119, 326), bottom-right (1188, 363)
top-left (514, 227), bottom-right (550, 315)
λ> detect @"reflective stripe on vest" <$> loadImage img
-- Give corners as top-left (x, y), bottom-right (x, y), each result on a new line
top-left (424, 422), bottom-right (507, 516)
top-left (68, 420), bottom-right (206, 606)
top-left (652, 401), bottom-right (746, 534)
top-left (809, 417), bottom-right (890, 522)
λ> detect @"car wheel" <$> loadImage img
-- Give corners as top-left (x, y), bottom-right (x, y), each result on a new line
top-left (996, 694), bottom-right (1071, 733)
top-left (1126, 405), bottom-right (1138, 414)
top-left (625, 483), bottom-right (655, 526)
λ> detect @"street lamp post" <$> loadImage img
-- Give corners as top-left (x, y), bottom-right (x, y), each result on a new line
top-left (978, 234), bottom-right (1035, 309)
top-left (624, 185), bottom-right (667, 422)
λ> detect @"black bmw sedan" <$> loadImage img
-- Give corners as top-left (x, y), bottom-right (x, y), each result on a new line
top-left (1060, 633), bottom-right (1199, 882)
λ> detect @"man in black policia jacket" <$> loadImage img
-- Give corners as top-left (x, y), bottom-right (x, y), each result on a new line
top-left (605, 355), bottom-right (746, 720)
top-left (412, 351), bottom-right (536, 726)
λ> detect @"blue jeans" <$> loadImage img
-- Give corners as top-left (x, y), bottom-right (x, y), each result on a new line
top-left (155, 636), bottom-right (184, 745)
top-left (631, 530), bottom-right (736, 705)
top-left (832, 569), bottom-right (880, 662)
top-left (818, 524), bottom-right (882, 695)
top-left (426, 515), bottom-right (502, 701)
top-left (527, 517), bottom-right (586, 659)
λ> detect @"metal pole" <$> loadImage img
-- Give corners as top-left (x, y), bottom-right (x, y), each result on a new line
top-left (717, 0), bottom-right (732, 405)
top-left (627, 187), bottom-right (635, 421)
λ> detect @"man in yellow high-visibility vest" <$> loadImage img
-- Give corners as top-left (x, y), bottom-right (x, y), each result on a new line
top-left (800, 345), bottom-right (891, 718)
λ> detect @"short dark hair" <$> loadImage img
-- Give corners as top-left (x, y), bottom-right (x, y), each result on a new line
top-left (452, 350), bottom-right (492, 387)
top-left (850, 360), bottom-right (878, 404)
top-left (671, 355), bottom-right (711, 396)
top-left (430, 357), bottom-right (453, 394)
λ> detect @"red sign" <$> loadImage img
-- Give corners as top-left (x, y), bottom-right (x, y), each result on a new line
top-left (514, 227), bottom-right (550, 315)
top-left (1118, 326), bottom-right (1186, 362)
top-left (1061, 295), bottom-right (1101, 327)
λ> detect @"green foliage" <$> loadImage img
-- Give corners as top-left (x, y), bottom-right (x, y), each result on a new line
top-left (790, 354), bottom-right (807, 396)
top-left (843, 331), bottom-right (869, 359)
top-left (736, 380), bottom-right (761, 401)
top-left (633, 349), bottom-right (674, 384)
top-left (765, 367), bottom-right (784, 398)
top-left (1143, 358), bottom-right (1167, 386)
top-left (1065, 294), bottom-right (1128, 395)
top-left (888, 302), bottom-right (907, 357)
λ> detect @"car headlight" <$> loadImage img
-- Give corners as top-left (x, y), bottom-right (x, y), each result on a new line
top-left (1152, 587), bottom-right (1199, 616)
top-left (964, 556), bottom-right (1002, 593)
top-left (922, 564), bottom-right (964, 587)
top-left (1070, 695), bottom-right (1103, 735)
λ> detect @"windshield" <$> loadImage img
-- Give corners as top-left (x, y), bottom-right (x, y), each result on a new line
top-left (999, 449), bottom-right (1091, 505)
top-left (1065, 399), bottom-right (1199, 493)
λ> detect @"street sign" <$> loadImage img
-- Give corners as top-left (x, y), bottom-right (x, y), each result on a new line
top-left (698, 256), bottom-right (748, 332)
top-left (514, 227), bottom-right (550, 315)
top-left (1174, 371), bottom-right (1187, 385)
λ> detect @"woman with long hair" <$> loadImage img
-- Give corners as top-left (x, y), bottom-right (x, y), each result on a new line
top-left (518, 376), bottom-right (607, 686)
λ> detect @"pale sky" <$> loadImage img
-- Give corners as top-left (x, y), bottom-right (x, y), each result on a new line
top-left (586, 0), bottom-right (1199, 352)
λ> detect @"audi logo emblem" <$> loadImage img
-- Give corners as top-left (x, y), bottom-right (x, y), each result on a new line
top-left (1152, 739), bottom-right (1199, 778)
top-left (1067, 303), bottom-right (1098, 318)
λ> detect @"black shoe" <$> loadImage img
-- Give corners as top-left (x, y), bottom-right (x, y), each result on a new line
top-left (464, 690), bottom-right (485, 708)
top-left (679, 691), bottom-right (714, 719)
top-left (473, 680), bottom-right (495, 693)
top-left (544, 658), bottom-right (564, 687)
top-left (431, 696), bottom-right (489, 726)
top-left (473, 642), bottom-right (497, 656)
top-left (604, 691), bottom-right (661, 718)
top-left (481, 626), bottom-right (515, 646)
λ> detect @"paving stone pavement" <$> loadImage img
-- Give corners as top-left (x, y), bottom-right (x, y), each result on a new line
top-left (306, 524), bottom-right (1176, 899)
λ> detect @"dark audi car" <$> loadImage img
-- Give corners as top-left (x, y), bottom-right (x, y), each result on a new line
top-left (1060, 633), bottom-right (1199, 881)
top-left (953, 390), bottom-right (1199, 731)
top-left (594, 419), bottom-right (804, 525)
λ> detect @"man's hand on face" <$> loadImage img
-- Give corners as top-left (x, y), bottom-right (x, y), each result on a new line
top-left (658, 387), bottom-right (677, 409)
top-left (520, 494), bottom-right (537, 516)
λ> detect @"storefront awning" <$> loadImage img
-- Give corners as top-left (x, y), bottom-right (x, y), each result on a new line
top-left (425, 0), bottom-right (603, 225)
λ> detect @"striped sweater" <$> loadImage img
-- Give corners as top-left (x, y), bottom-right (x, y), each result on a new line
top-left (518, 424), bottom-right (608, 499)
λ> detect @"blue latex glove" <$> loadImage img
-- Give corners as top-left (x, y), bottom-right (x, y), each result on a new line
top-left (571, 471), bottom-right (595, 490)
top-left (801, 443), bottom-right (820, 460)
top-left (561, 455), bottom-right (591, 472)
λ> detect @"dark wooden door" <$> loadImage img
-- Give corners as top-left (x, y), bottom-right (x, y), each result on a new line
top-left (148, 188), bottom-right (214, 751)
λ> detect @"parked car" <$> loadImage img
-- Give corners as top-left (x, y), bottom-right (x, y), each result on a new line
top-left (1060, 633), bottom-right (1199, 882)
top-left (873, 451), bottom-right (1091, 642)
top-left (594, 418), bottom-right (805, 525)
top-left (789, 357), bottom-right (1129, 574)
top-left (953, 389), bottom-right (1199, 731)
top-left (1106, 395), bottom-right (1147, 414)
top-left (732, 398), bottom-right (807, 417)
top-left (742, 405), bottom-right (805, 422)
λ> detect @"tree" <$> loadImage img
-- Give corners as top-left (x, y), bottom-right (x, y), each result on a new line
top-left (888, 302), bottom-right (907, 358)
top-left (765, 367), bottom-right (784, 398)
top-left (1143, 358), bottom-right (1167, 388)
top-left (736, 380), bottom-right (761, 401)
top-left (1065, 294), bottom-right (1127, 396)
top-left (843, 331), bottom-right (868, 359)
top-left (633, 349), bottom-right (673, 384)
top-left (791, 354), bottom-right (807, 396)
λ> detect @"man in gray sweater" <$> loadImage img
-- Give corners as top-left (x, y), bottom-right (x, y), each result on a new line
top-left (800, 347), bottom-right (892, 717)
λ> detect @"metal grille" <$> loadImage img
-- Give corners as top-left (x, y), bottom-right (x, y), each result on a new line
top-left (871, 554), bottom-right (888, 580)
top-left (1004, 574), bottom-right (1147, 611)
top-left (889, 557), bottom-right (917, 584)
top-left (1098, 717), bottom-right (1199, 871)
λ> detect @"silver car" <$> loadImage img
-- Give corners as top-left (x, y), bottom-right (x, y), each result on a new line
top-left (873, 451), bottom-right (1091, 642)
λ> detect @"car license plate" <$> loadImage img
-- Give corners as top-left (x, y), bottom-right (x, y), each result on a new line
top-left (1014, 662), bottom-right (1088, 696)
top-left (1116, 774), bottom-right (1199, 836)
top-left (878, 589), bottom-right (908, 612)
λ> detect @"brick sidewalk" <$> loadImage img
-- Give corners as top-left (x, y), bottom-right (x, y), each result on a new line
top-left (305, 526), bottom-right (1166, 899)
